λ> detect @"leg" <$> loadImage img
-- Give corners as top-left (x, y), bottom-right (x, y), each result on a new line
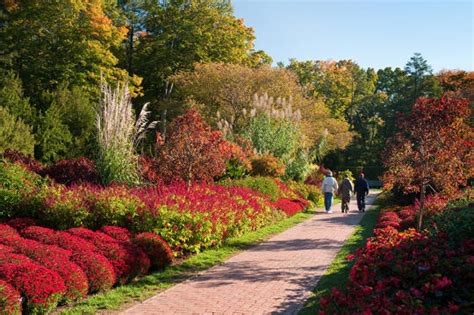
top-left (356, 193), bottom-right (363, 211)
top-left (361, 194), bottom-right (366, 212)
top-left (327, 193), bottom-right (333, 212)
top-left (324, 193), bottom-right (330, 211)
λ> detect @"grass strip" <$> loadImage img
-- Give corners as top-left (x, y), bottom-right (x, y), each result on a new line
top-left (298, 193), bottom-right (385, 315)
top-left (59, 208), bottom-right (322, 314)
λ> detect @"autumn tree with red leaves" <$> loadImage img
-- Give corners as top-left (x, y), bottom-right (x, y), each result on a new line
top-left (382, 96), bottom-right (473, 229)
top-left (156, 109), bottom-right (245, 185)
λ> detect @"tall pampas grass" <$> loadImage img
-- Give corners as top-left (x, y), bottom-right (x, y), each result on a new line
top-left (96, 79), bottom-right (156, 185)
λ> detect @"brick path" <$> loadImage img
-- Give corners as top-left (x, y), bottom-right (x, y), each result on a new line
top-left (123, 193), bottom-right (377, 315)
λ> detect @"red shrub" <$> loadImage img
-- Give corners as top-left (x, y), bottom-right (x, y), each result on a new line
top-left (273, 198), bottom-right (307, 216)
top-left (0, 252), bottom-right (35, 265)
top-left (138, 156), bottom-right (160, 184)
top-left (41, 259), bottom-right (88, 303)
top-left (4, 238), bottom-right (72, 262)
top-left (68, 227), bottom-right (150, 284)
top-left (5, 218), bottom-right (37, 231)
top-left (70, 251), bottom-right (116, 293)
top-left (0, 280), bottom-right (22, 315)
top-left (398, 207), bottom-right (416, 219)
top-left (22, 227), bottom-right (98, 253)
top-left (0, 244), bottom-right (13, 254)
top-left (40, 157), bottom-right (99, 186)
top-left (134, 232), bottom-right (173, 270)
top-left (0, 263), bottom-right (66, 314)
top-left (2, 149), bottom-right (43, 174)
top-left (100, 226), bottom-right (132, 243)
top-left (320, 226), bottom-right (474, 314)
top-left (0, 225), bottom-right (20, 240)
top-left (156, 109), bottom-right (234, 183)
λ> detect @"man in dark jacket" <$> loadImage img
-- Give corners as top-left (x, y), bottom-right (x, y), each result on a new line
top-left (354, 173), bottom-right (369, 212)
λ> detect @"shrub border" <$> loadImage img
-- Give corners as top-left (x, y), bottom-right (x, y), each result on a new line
top-left (59, 203), bottom-right (328, 314)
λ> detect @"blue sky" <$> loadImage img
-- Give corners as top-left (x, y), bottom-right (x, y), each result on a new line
top-left (232, 0), bottom-right (473, 72)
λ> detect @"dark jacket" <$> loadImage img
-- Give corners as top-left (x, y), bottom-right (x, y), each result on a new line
top-left (354, 177), bottom-right (369, 195)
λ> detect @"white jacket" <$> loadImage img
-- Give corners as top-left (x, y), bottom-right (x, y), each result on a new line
top-left (321, 176), bottom-right (339, 193)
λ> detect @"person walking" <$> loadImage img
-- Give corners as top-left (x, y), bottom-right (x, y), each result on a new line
top-left (354, 173), bottom-right (369, 212)
top-left (321, 171), bottom-right (338, 213)
top-left (338, 174), bottom-right (354, 213)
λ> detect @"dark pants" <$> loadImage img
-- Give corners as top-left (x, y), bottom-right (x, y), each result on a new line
top-left (356, 193), bottom-right (366, 211)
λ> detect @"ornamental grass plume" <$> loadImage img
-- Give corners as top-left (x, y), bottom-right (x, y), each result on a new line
top-left (96, 78), bottom-right (156, 185)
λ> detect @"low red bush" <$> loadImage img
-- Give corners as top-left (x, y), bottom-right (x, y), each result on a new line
top-left (320, 226), bottom-right (474, 314)
top-left (0, 225), bottom-right (20, 240)
top-left (22, 227), bottom-right (117, 293)
top-left (100, 226), bottom-right (132, 243)
top-left (0, 279), bottom-right (22, 315)
top-left (0, 244), bottom-right (13, 254)
top-left (0, 252), bottom-right (35, 265)
top-left (5, 218), bottom-right (37, 231)
top-left (2, 149), bottom-right (43, 174)
top-left (40, 157), bottom-right (99, 186)
top-left (0, 263), bottom-right (66, 314)
top-left (134, 232), bottom-right (173, 270)
top-left (273, 198), bottom-right (307, 216)
top-left (68, 227), bottom-right (150, 284)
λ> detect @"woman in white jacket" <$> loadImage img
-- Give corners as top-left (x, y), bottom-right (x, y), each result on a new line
top-left (321, 171), bottom-right (338, 213)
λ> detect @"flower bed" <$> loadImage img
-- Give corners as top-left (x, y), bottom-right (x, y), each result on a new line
top-left (319, 204), bottom-right (474, 314)
top-left (0, 222), bottom-right (174, 312)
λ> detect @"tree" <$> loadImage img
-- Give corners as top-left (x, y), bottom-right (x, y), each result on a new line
top-left (287, 59), bottom-right (377, 120)
top-left (0, 0), bottom-right (133, 106)
top-left (0, 106), bottom-right (35, 156)
top-left (382, 96), bottom-right (473, 229)
top-left (134, 0), bottom-right (271, 101)
top-left (48, 84), bottom-right (96, 158)
top-left (156, 109), bottom-right (233, 184)
top-left (34, 102), bottom-right (72, 163)
top-left (0, 71), bottom-right (35, 125)
top-left (404, 53), bottom-right (441, 108)
top-left (170, 63), bottom-right (303, 127)
top-left (171, 62), bottom-right (352, 154)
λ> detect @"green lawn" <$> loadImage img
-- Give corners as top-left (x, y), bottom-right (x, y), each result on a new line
top-left (298, 192), bottom-right (386, 315)
top-left (59, 207), bottom-right (324, 314)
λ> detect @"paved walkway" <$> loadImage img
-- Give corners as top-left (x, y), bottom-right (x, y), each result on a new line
top-left (123, 193), bottom-right (377, 315)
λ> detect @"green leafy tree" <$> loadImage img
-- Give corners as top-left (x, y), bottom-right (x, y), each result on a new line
top-left (135, 0), bottom-right (271, 101)
top-left (0, 106), bottom-right (35, 156)
top-left (0, 0), bottom-right (133, 106)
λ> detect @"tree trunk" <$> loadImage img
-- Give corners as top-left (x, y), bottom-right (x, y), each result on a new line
top-left (417, 183), bottom-right (426, 230)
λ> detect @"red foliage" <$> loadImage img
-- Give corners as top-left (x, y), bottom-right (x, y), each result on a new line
top-left (134, 232), bottom-right (173, 270)
top-left (100, 226), bottom-right (132, 243)
top-left (68, 227), bottom-right (150, 284)
top-left (0, 225), bottom-right (20, 240)
top-left (138, 156), bottom-right (161, 184)
top-left (319, 226), bottom-right (474, 314)
top-left (5, 217), bottom-right (37, 231)
top-left (71, 251), bottom-right (116, 293)
top-left (0, 263), bottom-right (66, 314)
top-left (40, 157), bottom-right (99, 186)
top-left (383, 96), bottom-right (473, 196)
top-left (0, 280), bottom-right (22, 314)
top-left (273, 198), bottom-right (308, 216)
top-left (156, 109), bottom-right (235, 183)
top-left (2, 149), bottom-right (43, 174)
top-left (21, 226), bottom-right (116, 292)
top-left (0, 252), bottom-right (35, 265)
